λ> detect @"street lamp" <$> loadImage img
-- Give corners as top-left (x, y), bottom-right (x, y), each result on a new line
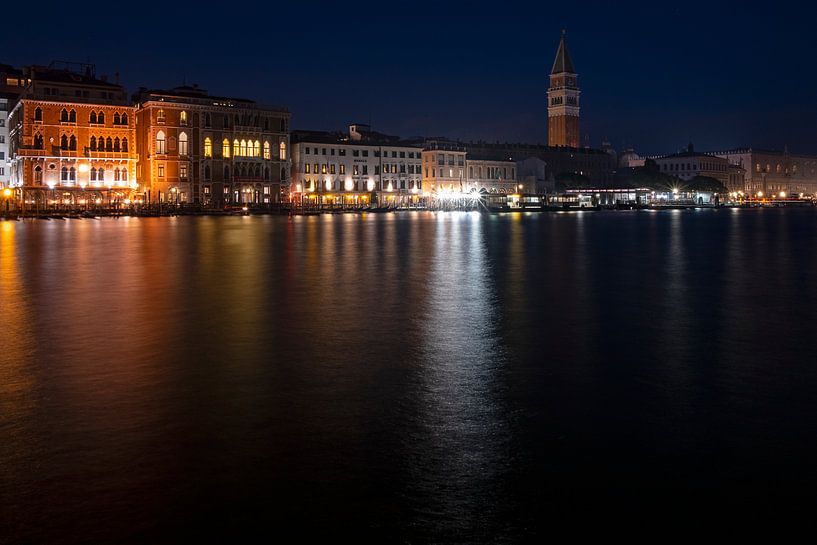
top-left (3, 188), bottom-right (11, 214)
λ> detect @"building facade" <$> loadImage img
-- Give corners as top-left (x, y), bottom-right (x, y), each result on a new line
top-left (653, 144), bottom-right (743, 190)
top-left (712, 148), bottom-right (817, 196)
top-left (1, 64), bottom-right (29, 189)
top-left (290, 125), bottom-right (424, 206)
top-left (134, 86), bottom-right (290, 207)
top-left (7, 63), bottom-right (137, 207)
top-left (547, 31), bottom-right (580, 148)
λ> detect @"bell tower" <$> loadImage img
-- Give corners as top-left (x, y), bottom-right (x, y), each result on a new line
top-left (547, 30), bottom-right (580, 148)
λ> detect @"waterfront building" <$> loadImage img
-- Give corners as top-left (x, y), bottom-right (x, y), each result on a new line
top-left (7, 62), bottom-right (137, 208)
top-left (133, 86), bottom-right (290, 207)
top-left (653, 144), bottom-right (741, 190)
top-left (421, 140), bottom-right (467, 195)
top-left (548, 31), bottom-right (580, 148)
top-left (290, 124), bottom-right (424, 207)
top-left (711, 148), bottom-right (817, 197)
top-left (1, 64), bottom-right (27, 189)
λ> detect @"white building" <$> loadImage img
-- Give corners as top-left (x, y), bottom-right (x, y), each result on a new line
top-left (290, 124), bottom-right (424, 207)
top-left (0, 97), bottom-right (9, 188)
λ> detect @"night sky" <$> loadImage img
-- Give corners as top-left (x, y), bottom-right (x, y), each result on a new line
top-left (4, 0), bottom-right (817, 155)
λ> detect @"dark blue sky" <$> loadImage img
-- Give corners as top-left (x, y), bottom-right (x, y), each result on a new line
top-left (4, 0), bottom-right (817, 154)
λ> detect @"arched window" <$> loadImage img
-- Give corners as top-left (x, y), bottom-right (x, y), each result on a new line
top-left (69, 167), bottom-right (76, 181)
top-left (90, 167), bottom-right (97, 181)
top-left (60, 109), bottom-right (68, 122)
top-left (90, 136), bottom-right (97, 151)
top-left (204, 137), bottom-right (212, 158)
top-left (34, 165), bottom-right (43, 182)
top-left (157, 109), bottom-right (166, 123)
top-left (204, 165), bottom-right (211, 180)
top-left (121, 113), bottom-right (128, 125)
top-left (60, 135), bottom-right (68, 149)
top-left (180, 111), bottom-right (188, 126)
top-left (224, 166), bottom-right (230, 180)
top-left (122, 138), bottom-right (128, 152)
top-left (233, 139), bottom-right (239, 157)
top-left (69, 135), bottom-right (77, 150)
top-left (34, 134), bottom-right (44, 149)
top-left (106, 137), bottom-right (113, 152)
top-left (254, 140), bottom-right (261, 157)
top-left (263, 141), bottom-right (271, 159)
top-left (113, 138), bottom-right (121, 152)
top-left (90, 111), bottom-right (97, 124)
top-left (69, 109), bottom-right (76, 123)
top-left (114, 168), bottom-right (121, 182)
top-left (240, 139), bottom-right (247, 157)
top-left (279, 141), bottom-right (286, 160)
top-left (98, 168), bottom-right (105, 183)
top-left (122, 169), bottom-right (128, 181)
top-left (98, 111), bottom-right (105, 124)
top-left (178, 132), bottom-right (188, 156)
top-left (61, 166), bottom-right (68, 181)
top-left (34, 107), bottom-right (43, 121)
top-left (156, 130), bottom-right (166, 154)
top-left (113, 113), bottom-right (121, 125)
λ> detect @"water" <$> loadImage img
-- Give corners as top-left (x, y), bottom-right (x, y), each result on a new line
top-left (2, 209), bottom-right (817, 542)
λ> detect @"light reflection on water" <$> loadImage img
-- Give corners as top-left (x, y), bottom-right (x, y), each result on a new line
top-left (2, 209), bottom-right (817, 542)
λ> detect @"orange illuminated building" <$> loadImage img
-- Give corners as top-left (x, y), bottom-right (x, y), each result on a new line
top-left (7, 62), bottom-right (137, 208)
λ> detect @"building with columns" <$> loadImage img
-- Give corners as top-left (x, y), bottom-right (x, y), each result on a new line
top-left (133, 86), bottom-right (290, 207)
top-left (547, 31), bottom-right (580, 148)
top-left (7, 63), bottom-right (137, 208)
top-left (711, 148), bottom-right (817, 196)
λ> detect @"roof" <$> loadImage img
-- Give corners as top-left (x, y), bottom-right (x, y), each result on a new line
top-left (551, 31), bottom-right (576, 75)
top-left (292, 129), bottom-right (423, 148)
top-left (134, 86), bottom-right (288, 113)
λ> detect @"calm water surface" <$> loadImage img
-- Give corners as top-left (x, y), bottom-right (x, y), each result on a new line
top-left (2, 209), bottom-right (817, 542)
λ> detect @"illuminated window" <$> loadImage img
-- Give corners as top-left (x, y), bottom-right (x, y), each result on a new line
top-left (353, 165), bottom-right (359, 175)
top-left (305, 164), bottom-right (310, 174)
top-left (180, 111), bottom-right (188, 126)
top-left (180, 164), bottom-right (188, 179)
top-left (321, 164), bottom-right (327, 174)
top-left (204, 137), bottom-right (212, 157)
top-left (157, 110), bottom-right (166, 123)
top-left (179, 132), bottom-right (188, 156)
top-left (223, 139), bottom-right (230, 158)
top-left (339, 165), bottom-right (345, 175)
top-left (263, 141), bottom-right (270, 159)
top-left (330, 164), bottom-right (335, 174)
top-left (240, 140), bottom-right (247, 157)
top-left (156, 130), bottom-right (166, 154)
top-left (158, 165), bottom-right (165, 177)
top-left (233, 139), bottom-right (240, 157)
top-left (280, 141), bottom-right (286, 160)
top-left (254, 140), bottom-right (261, 157)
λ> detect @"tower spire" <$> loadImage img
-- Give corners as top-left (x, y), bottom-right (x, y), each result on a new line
top-left (547, 31), bottom-right (581, 148)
